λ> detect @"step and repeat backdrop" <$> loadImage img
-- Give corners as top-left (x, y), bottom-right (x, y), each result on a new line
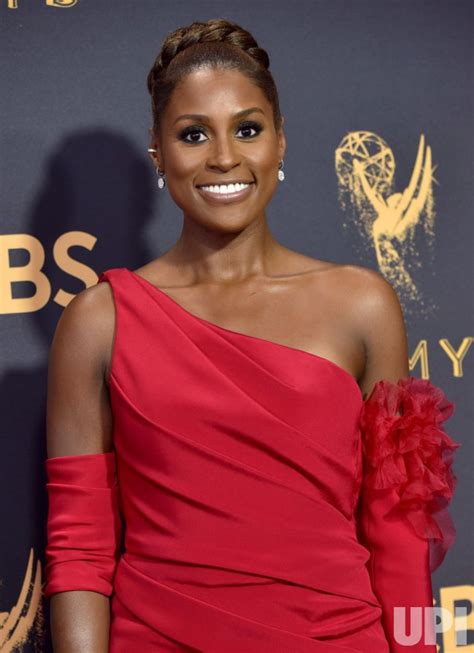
top-left (1, 1), bottom-right (472, 651)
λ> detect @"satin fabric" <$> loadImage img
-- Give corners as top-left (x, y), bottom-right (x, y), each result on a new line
top-left (106, 267), bottom-right (386, 651)
top-left (44, 266), bottom-right (455, 651)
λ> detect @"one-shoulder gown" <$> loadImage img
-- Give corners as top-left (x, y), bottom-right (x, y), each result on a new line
top-left (44, 267), bottom-right (461, 652)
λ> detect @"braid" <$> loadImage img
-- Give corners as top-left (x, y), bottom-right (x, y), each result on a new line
top-left (147, 19), bottom-right (270, 95)
top-left (147, 18), bottom-right (281, 134)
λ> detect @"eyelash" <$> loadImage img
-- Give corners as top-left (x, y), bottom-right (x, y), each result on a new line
top-left (179, 120), bottom-right (263, 144)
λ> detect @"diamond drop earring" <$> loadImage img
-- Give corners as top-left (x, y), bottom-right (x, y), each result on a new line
top-left (147, 148), bottom-right (166, 189)
top-left (278, 160), bottom-right (285, 182)
top-left (156, 168), bottom-right (166, 190)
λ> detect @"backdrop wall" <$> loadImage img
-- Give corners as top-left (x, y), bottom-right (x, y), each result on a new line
top-left (1, 1), bottom-right (472, 651)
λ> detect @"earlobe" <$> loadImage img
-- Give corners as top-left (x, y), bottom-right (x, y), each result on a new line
top-left (279, 134), bottom-right (287, 162)
top-left (278, 117), bottom-right (287, 160)
top-left (147, 149), bottom-right (158, 168)
top-left (148, 151), bottom-right (165, 175)
top-left (148, 126), bottom-right (160, 155)
top-left (147, 143), bottom-right (163, 171)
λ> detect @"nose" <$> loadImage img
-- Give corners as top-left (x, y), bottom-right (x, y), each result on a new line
top-left (206, 133), bottom-right (240, 172)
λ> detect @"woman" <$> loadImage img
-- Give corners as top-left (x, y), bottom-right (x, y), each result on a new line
top-left (44, 18), bottom-right (460, 652)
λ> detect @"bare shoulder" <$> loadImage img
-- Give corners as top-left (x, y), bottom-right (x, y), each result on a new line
top-left (49, 279), bottom-right (115, 382)
top-left (324, 263), bottom-right (401, 309)
top-left (279, 248), bottom-right (403, 326)
top-left (288, 249), bottom-right (399, 307)
top-left (323, 262), bottom-right (406, 333)
top-left (297, 258), bottom-right (409, 391)
top-left (325, 263), bottom-right (409, 390)
top-left (46, 279), bottom-right (116, 457)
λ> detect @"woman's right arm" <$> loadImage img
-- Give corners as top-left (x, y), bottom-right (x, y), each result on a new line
top-left (45, 281), bottom-right (119, 653)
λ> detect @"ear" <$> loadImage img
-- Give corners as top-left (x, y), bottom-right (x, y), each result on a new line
top-left (277, 116), bottom-right (286, 162)
top-left (148, 127), bottom-right (164, 171)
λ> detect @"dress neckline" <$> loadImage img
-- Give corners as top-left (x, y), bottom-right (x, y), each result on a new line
top-left (126, 268), bottom-right (363, 404)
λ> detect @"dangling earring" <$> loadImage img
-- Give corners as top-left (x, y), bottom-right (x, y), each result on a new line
top-left (156, 167), bottom-right (166, 190)
top-left (278, 160), bottom-right (285, 182)
top-left (147, 149), bottom-right (165, 189)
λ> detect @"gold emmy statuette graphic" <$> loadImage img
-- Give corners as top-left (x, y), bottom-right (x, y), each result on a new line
top-left (335, 132), bottom-right (437, 316)
top-left (7, 0), bottom-right (78, 8)
top-left (0, 549), bottom-right (43, 652)
top-left (45, 0), bottom-right (78, 6)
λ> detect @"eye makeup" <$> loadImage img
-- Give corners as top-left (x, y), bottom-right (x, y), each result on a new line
top-left (178, 120), bottom-right (264, 144)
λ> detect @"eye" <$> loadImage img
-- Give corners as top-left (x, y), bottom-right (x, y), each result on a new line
top-left (179, 126), bottom-right (207, 143)
top-left (178, 120), bottom-right (263, 144)
top-left (236, 120), bottom-right (263, 139)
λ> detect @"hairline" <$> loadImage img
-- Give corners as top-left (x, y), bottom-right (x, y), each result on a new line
top-left (155, 61), bottom-right (282, 136)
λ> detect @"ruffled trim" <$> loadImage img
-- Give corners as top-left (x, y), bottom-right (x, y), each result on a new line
top-left (360, 376), bottom-right (462, 572)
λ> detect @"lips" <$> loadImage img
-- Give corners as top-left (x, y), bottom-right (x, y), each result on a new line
top-left (199, 182), bottom-right (252, 195)
top-left (196, 181), bottom-right (255, 204)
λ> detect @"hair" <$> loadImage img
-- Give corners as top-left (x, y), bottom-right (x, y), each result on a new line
top-left (147, 18), bottom-right (282, 136)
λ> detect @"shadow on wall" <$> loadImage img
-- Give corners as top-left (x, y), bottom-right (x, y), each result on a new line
top-left (0, 129), bottom-right (158, 652)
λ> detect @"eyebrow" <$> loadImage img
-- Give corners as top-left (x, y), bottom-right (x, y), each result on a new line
top-left (172, 107), bottom-right (265, 126)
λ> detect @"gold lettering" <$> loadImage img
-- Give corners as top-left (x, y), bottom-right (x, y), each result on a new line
top-left (53, 231), bottom-right (97, 307)
top-left (409, 339), bottom-right (429, 379)
top-left (439, 337), bottom-right (473, 378)
top-left (439, 585), bottom-right (473, 653)
top-left (0, 235), bottom-right (50, 314)
top-left (0, 232), bottom-right (97, 313)
top-left (7, 0), bottom-right (19, 8)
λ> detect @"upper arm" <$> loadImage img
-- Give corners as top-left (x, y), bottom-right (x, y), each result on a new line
top-left (46, 282), bottom-right (115, 458)
top-left (348, 267), bottom-right (410, 400)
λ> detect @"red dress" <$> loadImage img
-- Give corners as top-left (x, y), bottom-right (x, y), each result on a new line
top-left (44, 267), bottom-right (461, 652)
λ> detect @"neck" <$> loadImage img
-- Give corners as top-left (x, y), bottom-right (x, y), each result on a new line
top-left (166, 213), bottom-right (283, 286)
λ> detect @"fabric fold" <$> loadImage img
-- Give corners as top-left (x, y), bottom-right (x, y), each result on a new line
top-left (113, 555), bottom-right (374, 653)
top-left (43, 267), bottom-right (461, 651)
top-left (44, 452), bottom-right (122, 597)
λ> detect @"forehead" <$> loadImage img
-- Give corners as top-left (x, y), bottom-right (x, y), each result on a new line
top-left (164, 67), bottom-right (272, 120)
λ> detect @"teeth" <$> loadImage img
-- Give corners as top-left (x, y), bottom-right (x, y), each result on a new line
top-left (200, 183), bottom-right (250, 194)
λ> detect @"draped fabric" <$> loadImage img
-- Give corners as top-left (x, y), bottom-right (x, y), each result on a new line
top-left (44, 267), bottom-right (461, 652)
top-left (45, 452), bottom-right (122, 597)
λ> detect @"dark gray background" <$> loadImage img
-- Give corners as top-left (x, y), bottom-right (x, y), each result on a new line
top-left (1, 1), bottom-right (472, 650)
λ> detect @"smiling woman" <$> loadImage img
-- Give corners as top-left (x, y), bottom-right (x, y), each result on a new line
top-left (146, 39), bottom-right (285, 228)
top-left (43, 17), bottom-right (460, 653)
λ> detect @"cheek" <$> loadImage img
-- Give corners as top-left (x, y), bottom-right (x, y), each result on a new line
top-left (248, 146), bottom-right (279, 178)
top-left (166, 155), bottom-right (197, 181)
top-left (254, 158), bottom-right (279, 193)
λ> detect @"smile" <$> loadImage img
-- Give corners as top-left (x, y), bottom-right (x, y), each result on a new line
top-left (196, 182), bottom-right (255, 203)
top-left (199, 182), bottom-right (251, 194)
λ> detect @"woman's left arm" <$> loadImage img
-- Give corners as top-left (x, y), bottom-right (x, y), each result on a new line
top-left (350, 268), bottom-right (461, 653)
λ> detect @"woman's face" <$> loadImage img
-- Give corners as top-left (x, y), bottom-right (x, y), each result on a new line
top-left (150, 67), bottom-right (286, 232)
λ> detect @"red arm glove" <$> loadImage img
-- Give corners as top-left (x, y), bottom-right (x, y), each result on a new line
top-left (355, 377), bottom-right (462, 652)
top-left (44, 451), bottom-right (122, 598)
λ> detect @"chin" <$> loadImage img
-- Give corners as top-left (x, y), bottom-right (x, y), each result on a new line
top-left (180, 199), bottom-right (259, 227)
top-left (202, 214), bottom-right (257, 233)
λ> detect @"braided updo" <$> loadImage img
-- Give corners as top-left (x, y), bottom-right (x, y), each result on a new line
top-left (147, 18), bottom-right (282, 136)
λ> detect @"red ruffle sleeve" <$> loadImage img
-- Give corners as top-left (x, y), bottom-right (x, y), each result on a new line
top-left (360, 376), bottom-right (461, 572)
top-left (43, 451), bottom-right (123, 598)
top-left (355, 376), bottom-right (462, 652)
